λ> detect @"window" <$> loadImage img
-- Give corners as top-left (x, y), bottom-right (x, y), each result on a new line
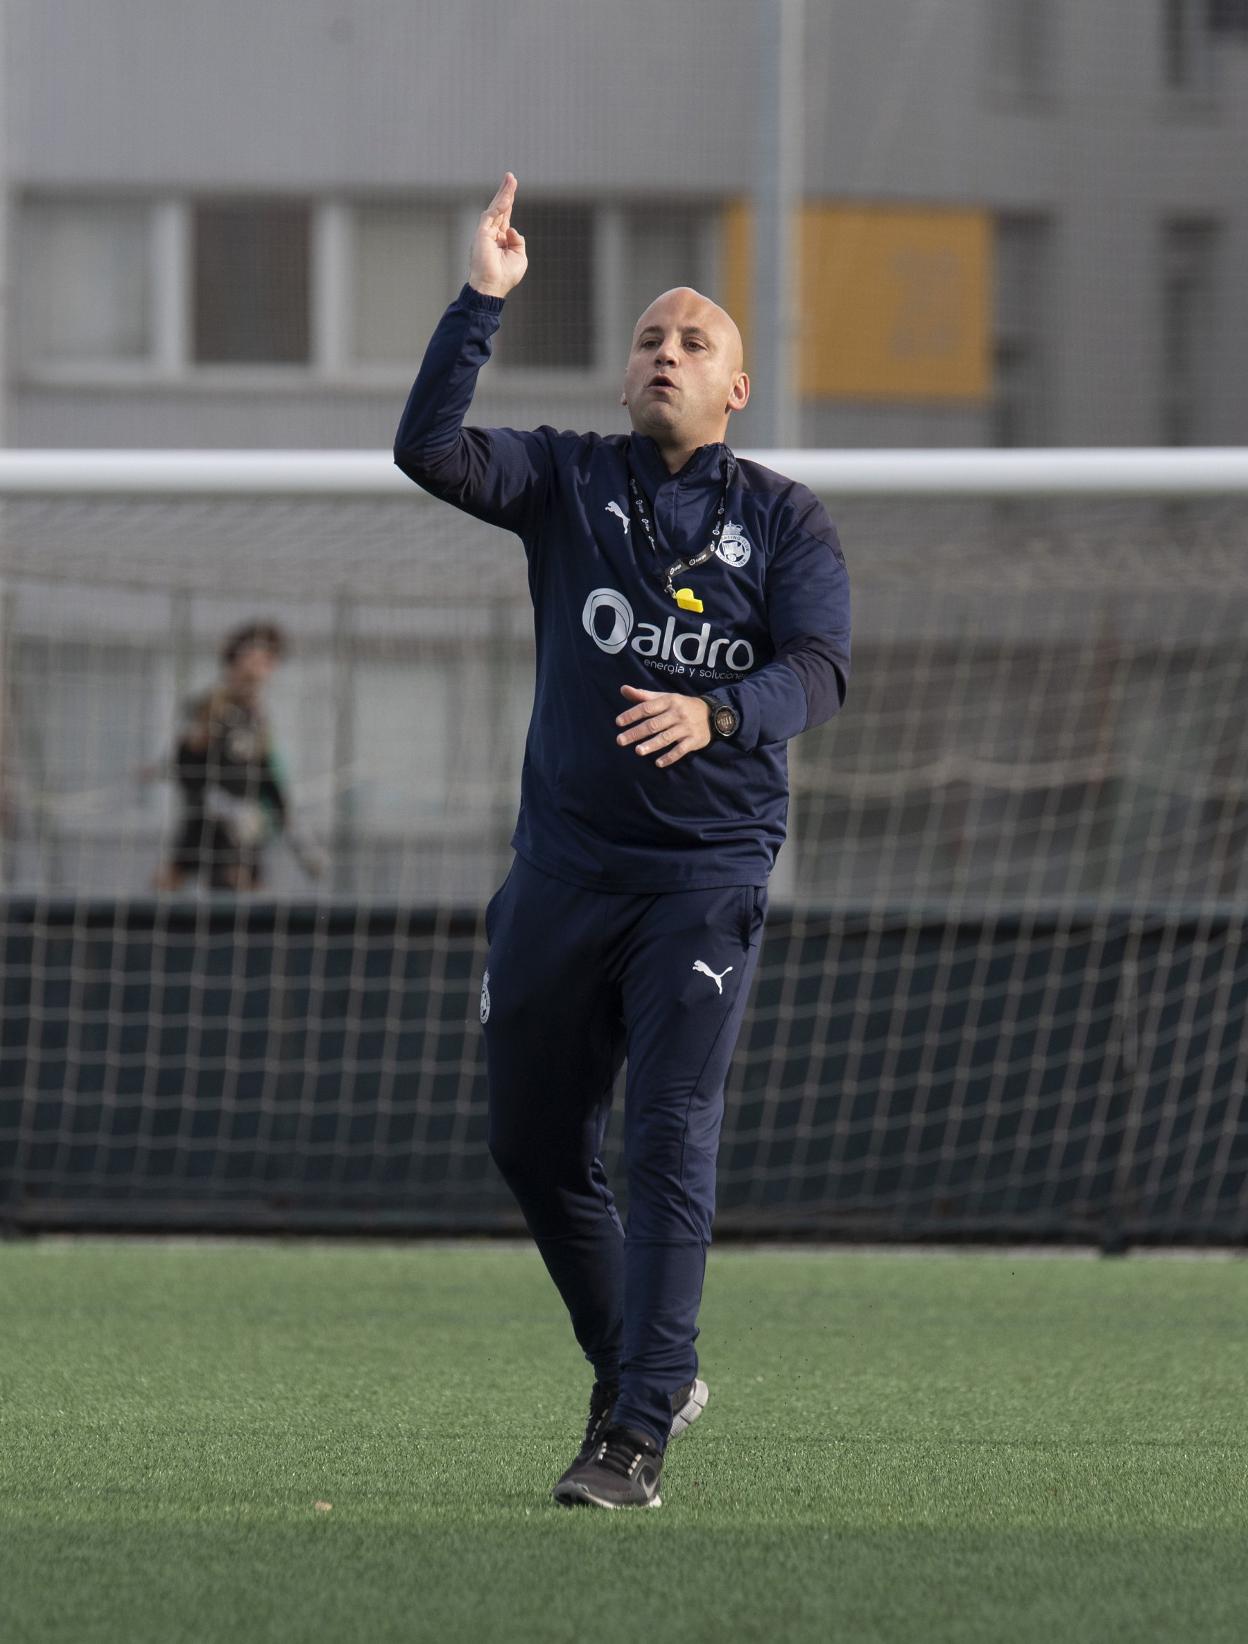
top-left (1207, 0), bottom-right (1248, 33)
top-left (1160, 220), bottom-right (1219, 445)
top-left (14, 637), bottom-right (159, 809)
top-left (18, 199), bottom-right (151, 366)
top-left (15, 194), bottom-right (679, 383)
top-left (992, 216), bottom-right (1051, 447)
top-left (492, 202), bottom-right (595, 370)
top-left (193, 199), bottom-right (311, 365)
top-left (1162, 0), bottom-right (1216, 90)
top-left (351, 659), bottom-right (453, 829)
top-left (621, 206), bottom-right (712, 343)
top-left (352, 203), bottom-right (457, 367)
top-left (986, 0), bottom-right (1056, 99)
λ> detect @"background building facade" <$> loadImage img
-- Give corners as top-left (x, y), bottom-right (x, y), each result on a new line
top-left (5, 0), bottom-right (1248, 454)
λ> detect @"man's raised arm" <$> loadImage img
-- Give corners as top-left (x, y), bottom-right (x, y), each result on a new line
top-left (393, 174), bottom-right (550, 532)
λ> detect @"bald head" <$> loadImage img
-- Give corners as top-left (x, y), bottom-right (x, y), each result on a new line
top-left (630, 288), bottom-right (745, 374)
top-left (621, 288), bottom-right (750, 472)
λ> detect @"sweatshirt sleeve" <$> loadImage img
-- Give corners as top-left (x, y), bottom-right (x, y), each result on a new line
top-left (708, 495), bottom-right (850, 753)
top-left (393, 284), bottom-right (552, 534)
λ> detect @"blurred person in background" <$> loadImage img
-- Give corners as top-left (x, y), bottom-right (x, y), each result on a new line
top-left (395, 174), bottom-right (850, 1509)
top-left (153, 620), bottom-right (325, 893)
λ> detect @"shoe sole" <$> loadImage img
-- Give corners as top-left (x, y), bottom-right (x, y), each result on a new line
top-left (669, 1377), bottom-right (709, 1440)
top-left (553, 1481), bottom-right (662, 1510)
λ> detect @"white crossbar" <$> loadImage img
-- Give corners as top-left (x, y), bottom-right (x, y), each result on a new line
top-left (0, 447), bottom-right (1246, 498)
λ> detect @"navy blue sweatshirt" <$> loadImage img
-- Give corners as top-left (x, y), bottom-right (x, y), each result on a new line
top-left (394, 285), bottom-right (851, 893)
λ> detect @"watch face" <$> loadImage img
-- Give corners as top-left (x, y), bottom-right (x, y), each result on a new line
top-left (713, 705), bottom-right (739, 737)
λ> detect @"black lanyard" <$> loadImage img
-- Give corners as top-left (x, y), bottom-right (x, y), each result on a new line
top-left (627, 454), bottom-right (735, 602)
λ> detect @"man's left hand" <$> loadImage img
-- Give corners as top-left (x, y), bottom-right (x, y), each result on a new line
top-left (615, 685), bottom-right (711, 768)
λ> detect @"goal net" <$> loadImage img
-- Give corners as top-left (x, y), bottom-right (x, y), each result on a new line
top-left (2, 451), bottom-right (1247, 1240)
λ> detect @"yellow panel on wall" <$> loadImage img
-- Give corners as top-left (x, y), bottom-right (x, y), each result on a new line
top-left (721, 201), bottom-right (991, 403)
top-left (720, 201), bottom-right (755, 362)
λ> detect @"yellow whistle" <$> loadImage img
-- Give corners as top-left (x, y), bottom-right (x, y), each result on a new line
top-left (674, 587), bottom-right (703, 614)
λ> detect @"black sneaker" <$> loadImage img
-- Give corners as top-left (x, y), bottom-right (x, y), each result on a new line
top-left (553, 1379), bottom-right (618, 1490)
top-left (669, 1377), bottom-right (709, 1440)
top-left (552, 1425), bottom-right (663, 1510)
top-left (552, 1376), bottom-right (708, 1497)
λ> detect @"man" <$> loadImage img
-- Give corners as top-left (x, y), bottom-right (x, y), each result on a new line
top-left (395, 175), bottom-right (850, 1509)
top-left (154, 621), bottom-right (323, 893)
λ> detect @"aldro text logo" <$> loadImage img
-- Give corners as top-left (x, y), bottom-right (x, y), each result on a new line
top-left (581, 588), bottom-right (755, 675)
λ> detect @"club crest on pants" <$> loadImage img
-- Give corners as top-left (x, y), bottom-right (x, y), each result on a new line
top-left (480, 968), bottom-right (491, 1024)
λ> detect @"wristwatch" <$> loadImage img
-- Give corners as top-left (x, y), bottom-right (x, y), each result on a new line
top-left (704, 696), bottom-right (741, 740)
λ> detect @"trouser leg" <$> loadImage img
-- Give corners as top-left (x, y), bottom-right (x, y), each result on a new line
top-left (481, 859), bottom-right (627, 1383)
top-left (612, 883), bottom-right (767, 1448)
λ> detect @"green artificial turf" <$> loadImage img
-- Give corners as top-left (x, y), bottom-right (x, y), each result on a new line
top-left (1, 1241), bottom-right (1245, 1643)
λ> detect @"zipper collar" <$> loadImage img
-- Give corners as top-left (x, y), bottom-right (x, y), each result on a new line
top-left (627, 433), bottom-right (731, 492)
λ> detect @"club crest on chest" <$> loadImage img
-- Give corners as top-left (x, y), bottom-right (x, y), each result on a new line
top-left (715, 523), bottom-right (751, 568)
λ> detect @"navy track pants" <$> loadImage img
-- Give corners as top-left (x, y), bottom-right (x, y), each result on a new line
top-left (480, 855), bottom-right (766, 1449)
